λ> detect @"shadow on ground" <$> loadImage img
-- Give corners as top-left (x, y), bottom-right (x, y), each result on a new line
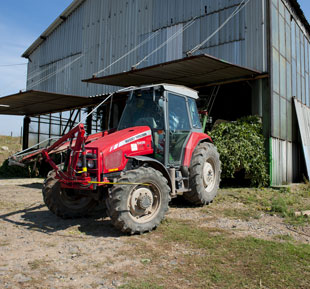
top-left (18, 183), bottom-right (43, 189)
top-left (0, 188), bottom-right (203, 238)
top-left (169, 195), bottom-right (200, 208)
top-left (0, 203), bottom-right (123, 238)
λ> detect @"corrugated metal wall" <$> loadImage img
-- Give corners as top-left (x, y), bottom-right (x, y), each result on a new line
top-left (270, 0), bottom-right (310, 184)
top-left (271, 138), bottom-right (299, 185)
top-left (294, 98), bottom-right (310, 178)
top-left (26, 0), bottom-right (267, 96)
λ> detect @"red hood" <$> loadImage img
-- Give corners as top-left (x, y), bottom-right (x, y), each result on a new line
top-left (86, 126), bottom-right (152, 153)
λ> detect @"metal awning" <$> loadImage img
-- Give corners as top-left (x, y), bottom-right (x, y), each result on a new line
top-left (0, 90), bottom-right (97, 116)
top-left (294, 98), bottom-right (310, 179)
top-left (83, 54), bottom-right (267, 88)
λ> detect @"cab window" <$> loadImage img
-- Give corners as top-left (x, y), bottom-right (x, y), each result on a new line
top-left (188, 98), bottom-right (202, 129)
top-left (168, 94), bottom-right (190, 131)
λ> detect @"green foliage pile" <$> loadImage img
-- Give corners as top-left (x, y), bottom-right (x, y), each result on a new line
top-left (209, 116), bottom-right (269, 187)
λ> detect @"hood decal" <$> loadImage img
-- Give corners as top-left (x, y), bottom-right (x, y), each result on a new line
top-left (110, 130), bottom-right (152, 152)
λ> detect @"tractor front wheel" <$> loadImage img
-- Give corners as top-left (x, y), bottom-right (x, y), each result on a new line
top-left (107, 167), bottom-right (171, 234)
top-left (184, 142), bottom-right (221, 205)
top-left (42, 171), bottom-right (97, 219)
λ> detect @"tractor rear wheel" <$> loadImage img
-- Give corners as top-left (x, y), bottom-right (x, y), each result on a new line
top-left (107, 167), bottom-right (171, 234)
top-left (184, 142), bottom-right (221, 205)
top-left (42, 171), bottom-right (97, 219)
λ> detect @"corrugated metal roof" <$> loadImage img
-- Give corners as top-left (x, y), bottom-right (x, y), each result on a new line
top-left (83, 54), bottom-right (265, 88)
top-left (294, 98), bottom-right (310, 179)
top-left (0, 90), bottom-right (96, 116)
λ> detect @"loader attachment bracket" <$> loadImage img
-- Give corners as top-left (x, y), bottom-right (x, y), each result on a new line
top-left (41, 124), bottom-right (86, 178)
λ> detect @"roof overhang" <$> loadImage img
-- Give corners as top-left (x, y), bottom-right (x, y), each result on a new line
top-left (83, 54), bottom-right (267, 88)
top-left (0, 90), bottom-right (97, 116)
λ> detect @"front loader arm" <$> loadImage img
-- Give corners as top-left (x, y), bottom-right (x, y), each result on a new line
top-left (41, 124), bottom-right (86, 175)
top-left (44, 124), bottom-right (85, 155)
top-left (20, 126), bottom-right (106, 164)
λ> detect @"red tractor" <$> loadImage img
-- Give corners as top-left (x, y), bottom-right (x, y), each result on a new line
top-left (37, 84), bottom-right (220, 234)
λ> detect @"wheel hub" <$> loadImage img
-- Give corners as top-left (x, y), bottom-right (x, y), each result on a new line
top-left (203, 161), bottom-right (215, 192)
top-left (137, 194), bottom-right (152, 210)
top-left (130, 187), bottom-right (154, 213)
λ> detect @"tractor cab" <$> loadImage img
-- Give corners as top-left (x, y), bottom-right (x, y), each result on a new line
top-left (117, 84), bottom-right (203, 167)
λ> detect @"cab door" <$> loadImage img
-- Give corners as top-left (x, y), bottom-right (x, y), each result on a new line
top-left (167, 93), bottom-right (191, 166)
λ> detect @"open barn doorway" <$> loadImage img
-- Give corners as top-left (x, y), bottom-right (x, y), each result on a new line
top-left (197, 81), bottom-right (258, 132)
top-left (197, 80), bottom-right (264, 186)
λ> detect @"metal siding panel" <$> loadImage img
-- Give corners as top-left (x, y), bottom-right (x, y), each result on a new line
top-left (292, 142), bottom-right (300, 181)
top-left (281, 140), bottom-right (287, 184)
top-left (152, 0), bottom-right (158, 31)
top-left (175, 0), bottom-right (185, 24)
top-left (183, 0), bottom-right (192, 23)
top-left (286, 141), bottom-right (293, 183)
top-left (166, 24), bottom-right (183, 61)
top-left (294, 98), bottom-right (310, 178)
top-left (271, 138), bottom-right (296, 185)
top-left (245, 0), bottom-right (267, 71)
top-left (160, 0), bottom-right (168, 29)
top-left (272, 138), bottom-right (279, 185)
top-left (38, 3), bottom-right (83, 67)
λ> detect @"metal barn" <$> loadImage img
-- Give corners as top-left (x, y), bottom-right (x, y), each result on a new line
top-left (1, 0), bottom-right (310, 185)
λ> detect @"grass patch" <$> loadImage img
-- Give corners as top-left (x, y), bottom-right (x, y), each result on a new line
top-left (120, 185), bottom-right (310, 288)
top-left (273, 234), bottom-right (295, 242)
top-left (0, 135), bottom-right (35, 178)
top-left (67, 226), bottom-right (85, 236)
top-left (92, 256), bottom-right (115, 268)
top-left (0, 241), bottom-right (10, 247)
top-left (216, 186), bottom-right (310, 225)
top-left (0, 136), bottom-right (21, 165)
top-left (154, 219), bottom-right (310, 288)
top-left (222, 208), bottom-right (261, 221)
top-left (121, 219), bottom-right (310, 288)
top-left (28, 259), bottom-right (50, 270)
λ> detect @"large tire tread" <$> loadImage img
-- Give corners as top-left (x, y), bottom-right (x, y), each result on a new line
top-left (107, 167), bottom-right (171, 234)
top-left (184, 143), bottom-right (221, 206)
top-left (42, 171), bottom-right (98, 219)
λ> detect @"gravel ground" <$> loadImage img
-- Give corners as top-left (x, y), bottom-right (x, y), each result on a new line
top-left (0, 179), bottom-right (137, 289)
top-left (170, 206), bottom-right (310, 244)
top-left (0, 179), bottom-right (309, 288)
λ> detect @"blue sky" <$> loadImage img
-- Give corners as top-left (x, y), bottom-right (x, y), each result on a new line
top-left (0, 0), bottom-right (72, 136)
top-left (0, 0), bottom-right (310, 136)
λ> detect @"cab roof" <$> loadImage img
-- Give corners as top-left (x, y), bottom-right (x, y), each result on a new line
top-left (120, 84), bottom-right (199, 100)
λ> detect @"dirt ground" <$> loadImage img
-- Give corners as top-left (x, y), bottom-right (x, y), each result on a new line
top-left (0, 179), bottom-right (310, 289)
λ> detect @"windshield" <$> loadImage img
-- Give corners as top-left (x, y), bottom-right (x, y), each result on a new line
top-left (118, 89), bottom-right (165, 130)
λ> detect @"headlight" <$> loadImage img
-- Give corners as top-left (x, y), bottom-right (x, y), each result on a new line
top-left (77, 158), bottom-right (83, 168)
top-left (87, 159), bottom-right (95, 169)
top-left (104, 150), bottom-right (123, 170)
